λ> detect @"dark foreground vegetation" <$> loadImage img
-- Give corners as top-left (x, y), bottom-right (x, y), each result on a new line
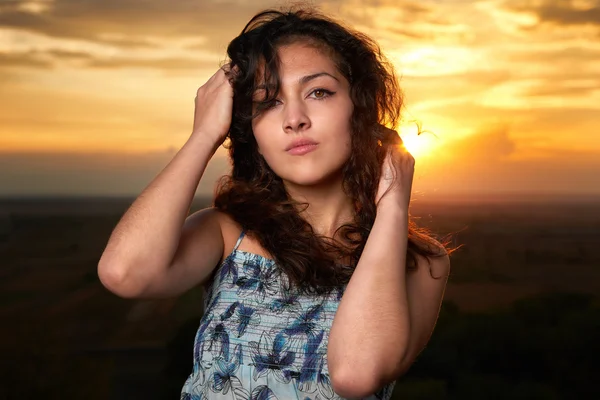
top-left (1, 196), bottom-right (598, 399)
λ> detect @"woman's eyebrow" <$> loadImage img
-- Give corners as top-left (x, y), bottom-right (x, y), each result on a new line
top-left (254, 72), bottom-right (339, 91)
top-left (299, 72), bottom-right (339, 84)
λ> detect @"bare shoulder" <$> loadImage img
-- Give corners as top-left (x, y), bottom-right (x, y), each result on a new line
top-left (428, 252), bottom-right (451, 279)
top-left (212, 209), bottom-right (245, 261)
top-left (413, 241), bottom-right (451, 280)
top-left (184, 208), bottom-right (237, 258)
top-left (211, 209), bottom-right (274, 261)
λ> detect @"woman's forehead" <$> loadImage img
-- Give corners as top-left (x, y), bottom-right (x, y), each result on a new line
top-left (253, 43), bottom-right (343, 87)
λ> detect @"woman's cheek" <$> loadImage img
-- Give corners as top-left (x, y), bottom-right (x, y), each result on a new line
top-left (258, 141), bottom-right (282, 171)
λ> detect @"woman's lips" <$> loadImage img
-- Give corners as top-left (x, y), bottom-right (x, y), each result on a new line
top-left (287, 143), bottom-right (318, 155)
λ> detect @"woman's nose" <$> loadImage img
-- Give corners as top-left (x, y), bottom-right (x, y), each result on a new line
top-left (282, 101), bottom-right (311, 133)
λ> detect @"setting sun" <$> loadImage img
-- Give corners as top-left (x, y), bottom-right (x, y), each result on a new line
top-left (398, 123), bottom-right (439, 159)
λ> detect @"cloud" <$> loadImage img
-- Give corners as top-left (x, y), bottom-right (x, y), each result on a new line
top-left (88, 36), bottom-right (164, 49)
top-left (328, 0), bottom-right (463, 45)
top-left (495, 46), bottom-right (600, 98)
top-left (401, 69), bottom-right (512, 106)
top-left (0, 0), bottom-right (450, 54)
top-left (84, 55), bottom-right (215, 71)
top-left (44, 48), bottom-right (94, 60)
top-left (507, 46), bottom-right (600, 64)
top-left (524, 84), bottom-right (598, 97)
top-left (0, 79), bottom-right (196, 150)
top-left (330, 0), bottom-right (436, 23)
top-left (0, 0), bottom-right (275, 53)
top-left (0, 48), bottom-right (216, 72)
top-left (422, 102), bottom-right (600, 150)
top-left (437, 126), bottom-right (517, 163)
top-left (0, 50), bottom-right (54, 68)
top-left (412, 125), bottom-right (600, 197)
top-left (384, 26), bottom-right (434, 40)
top-left (505, 0), bottom-right (600, 27)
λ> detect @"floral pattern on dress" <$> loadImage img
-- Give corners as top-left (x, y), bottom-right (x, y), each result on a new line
top-left (181, 232), bottom-right (396, 400)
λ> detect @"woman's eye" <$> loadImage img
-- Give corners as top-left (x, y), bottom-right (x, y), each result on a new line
top-left (310, 89), bottom-right (334, 99)
top-left (266, 99), bottom-right (282, 108)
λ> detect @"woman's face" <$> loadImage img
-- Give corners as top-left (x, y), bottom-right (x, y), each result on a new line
top-left (251, 41), bottom-right (353, 187)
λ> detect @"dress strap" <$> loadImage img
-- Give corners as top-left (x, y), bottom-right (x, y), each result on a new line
top-left (232, 230), bottom-right (245, 252)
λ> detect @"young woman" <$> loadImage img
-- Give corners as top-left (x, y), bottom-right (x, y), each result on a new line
top-left (98, 8), bottom-right (453, 400)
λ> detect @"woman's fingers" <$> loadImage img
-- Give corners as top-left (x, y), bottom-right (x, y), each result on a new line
top-left (220, 62), bottom-right (240, 83)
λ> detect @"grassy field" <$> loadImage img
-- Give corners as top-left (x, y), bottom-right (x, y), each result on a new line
top-left (1, 196), bottom-right (598, 399)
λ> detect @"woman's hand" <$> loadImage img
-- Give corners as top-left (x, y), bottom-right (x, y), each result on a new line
top-left (191, 64), bottom-right (237, 147)
top-left (375, 134), bottom-right (415, 211)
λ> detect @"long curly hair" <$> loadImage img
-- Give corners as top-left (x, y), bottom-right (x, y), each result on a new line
top-left (214, 8), bottom-right (455, 295)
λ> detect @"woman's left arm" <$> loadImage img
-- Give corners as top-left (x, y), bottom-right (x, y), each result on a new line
top-left (328, 143), bottom-right (451, 399)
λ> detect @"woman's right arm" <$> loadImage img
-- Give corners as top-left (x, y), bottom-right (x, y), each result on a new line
top-left (97, 66), bottom-right (235, 299)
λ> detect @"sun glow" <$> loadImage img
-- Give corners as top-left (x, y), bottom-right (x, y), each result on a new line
top-left (398, 123), bottom-right (439, 159)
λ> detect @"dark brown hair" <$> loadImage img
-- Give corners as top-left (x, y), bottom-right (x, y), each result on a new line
top-left (214, 8), bottom-right (455, 295)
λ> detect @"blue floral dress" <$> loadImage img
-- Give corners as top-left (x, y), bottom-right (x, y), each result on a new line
top-left (181, 231), bottom-right (397, 400)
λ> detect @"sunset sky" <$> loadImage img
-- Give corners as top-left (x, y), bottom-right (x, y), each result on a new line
top-left (1, 0), bottom-right (599, 199)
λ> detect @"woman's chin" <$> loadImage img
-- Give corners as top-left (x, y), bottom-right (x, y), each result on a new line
top-left (281, 170), bottom-right (343, 189)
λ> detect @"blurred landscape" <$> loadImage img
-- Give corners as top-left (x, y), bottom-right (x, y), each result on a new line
top-left (1, 195), bottom-right (599, 399)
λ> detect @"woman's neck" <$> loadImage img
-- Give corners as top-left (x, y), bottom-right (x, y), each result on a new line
top-left (284, 177), bottom-right (355, 238)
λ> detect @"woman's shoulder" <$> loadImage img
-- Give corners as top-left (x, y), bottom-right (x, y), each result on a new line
top-left (211, 208), bottom-right (276, 262)
top-left (201, 208), bottom-right (242, 258)
top-left (412, 241), bottom-right (451, 279)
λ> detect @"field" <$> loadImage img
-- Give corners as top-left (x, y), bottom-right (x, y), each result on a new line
top-left (1, 196), bottom-right (598, 399)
